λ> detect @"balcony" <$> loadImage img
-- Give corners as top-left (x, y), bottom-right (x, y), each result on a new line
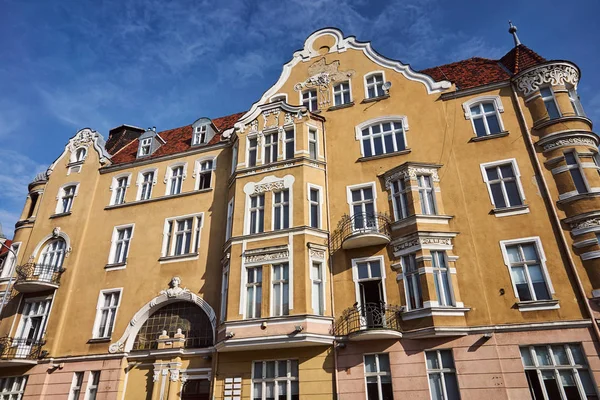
top-left (0, 337), bottom-right (44, 367)
top-left (14, 262), bottom-right (64, 293)
top-left (334, 302), bottom-right (403, 340)
top-left (330, 212), bottom-right (391, 251)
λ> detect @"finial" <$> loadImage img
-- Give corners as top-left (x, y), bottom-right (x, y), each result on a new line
top-left (508, 20), bottom-right (521, 47)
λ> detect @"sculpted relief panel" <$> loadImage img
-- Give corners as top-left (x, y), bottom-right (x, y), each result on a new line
top-left (294, 58), bottom-right (355, 109)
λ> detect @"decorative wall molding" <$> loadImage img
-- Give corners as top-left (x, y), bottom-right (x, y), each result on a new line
top-left (461, 95), bottom-right (505, 119)
top-left (244, 245), bottom-right (290, 264)
top-left (514, 62), bottom-right (579, 96)
top-left (392, 233), bottom-right (455, 255)
top-left (541, 137), bottom-right (597, 152)
top-left (48, 128), bottom-right (112, 175)
top-left (243, 174), bottom-right (295, 196)
top-left (294, 58), bottom-right (355, 108)
top-left (384, 165), bottom-right (440, 189)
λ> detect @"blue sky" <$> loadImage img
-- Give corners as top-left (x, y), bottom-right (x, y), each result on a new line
top-left (1, 0), bottom-right (599, 237)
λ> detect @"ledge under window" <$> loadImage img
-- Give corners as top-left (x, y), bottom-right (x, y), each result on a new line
top-left (533, 115), bottom-right (592, 130)
top-left (401, 306), bottom-right (470, 321)
top-left (105, 262), bottom-right (127, 271)
top-left (358, 149), bottom-right (411, 162)
top-left (515, 299), bottom-right (559, 312)
top-left (327, 102), bottom-right (354, 111)
top-left (105, 188), bottom-right (213, 210)
top-left (50, 211), bottom-right (72, 219)
top-left (391, 214), bottom-right (453, 230)
top-left (87, 337), bottom-right (111, 344)
top-left (158, 253), bottom-right (199, 264)
top-left (469, 131), bottom-right (509, 142)
top-left (491, 204), bottom-right (530, 218)
top-left (361, 94), bottom-right (390, 104)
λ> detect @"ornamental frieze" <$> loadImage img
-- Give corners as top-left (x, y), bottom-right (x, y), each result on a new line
top-left (393, 236), bottom-right (452, 253)
top-left (245, 250), bottom-right (289, 264)
top-left (385, 166), bottom-right (440, 189)
top-left (515, 63), bottom-right (579, 96)
top-left (542, 137), bottom-right (597, 152)
top-left (293, 58), bottom-right (355, 108)
top-left (253, 180), bottom-right (285, 194)
top-left (571, 218), bottom-right (600, 231)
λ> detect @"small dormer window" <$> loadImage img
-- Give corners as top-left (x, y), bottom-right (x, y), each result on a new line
top-left (193, 125), bottom-right (208, 145)
top-left (139, 138), bottom-right (152, 157)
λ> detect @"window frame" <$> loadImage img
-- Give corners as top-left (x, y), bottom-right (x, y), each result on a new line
top-left (74, 147), bottom-right (87, 162)
top-left (251, 359), bottom-right (299, 400)
top-left (462, 96), bottom-right (505, 137)
top-left (225, 197), bottom-right (235, 241)
top-left (135, 168), bottom-right (158, 201)
top-left (247, 136), bottom-right (259, 168)
top-left (364, 71), bottom-right (386, 99)
top-left (220, 262), bottom-right (229, 323)
top-left (283, 128), bottom-right (295, 160)
top-left (194, 157), bottom-right (217, 190)
top-left (568, 87), bottom-right (585, 117)
top-left (351, 255), bottom-right (387, 307)
top-left (347, 182), bottom-right (378, 231)
top-left (263, 131), bottom-right (279, 165)
top-left (247, 193), bottom-right (265, 235)
top-left (332, 80), bottom-right (352, 106)
top-left (540, 86), bottom-right (561, 120)
top-left (564, 151), bottom-right (590, 194)
top-left (308, 184), bottom-right (323, 229)
top-left (68, 372), bottom-right (84, 400)
top-left (308, 127), bottom-right (319, 160)
top-left (401, 253), bottom-right (422, 310)
top-left (389, 177), bottom-right (409, 221)
top-left (107, 224), bottom-right (134, 268)
top-left (499, 237), bottom-right (555, 303)
top-left (0, 376), bottom-right (27, 400)
top-left (310, 260), bottom-right (325, 315)
top-left (192, 124), bottom-right (208, 145)
top-left (92, 288), bottom-right (122, 339)
top-left (0, 242), bottom-right (20, 280)
top-left (425, 349), bottom-right (461, 400)
top-left (271, 262), bottom-right (290, 317)
top-left (431, 251), bottom-right (455, 307)
top-left (355, 116), bottom-right (409, 158)
top-left (245, 266), bottom-right (263, 319)
top-left (165, 163), bottom-right (187, 196)
top-left (480, 158), bottom-right (526, 209)
top-left (416, 174), bottom-right (437, 215)
top-left (138, 137), bottom-right (152, 157)
top-left (272, 189), bottom-right (290, 231)
top-left (110, 173), bottom-right (131, 205)
top-left (15, 296), bottom-right (53, 345)
top-left (84, 371), bottom-right (100, 400)
top-left (161, 213), bottom-right (204, 258)
top-left (363, 353), bottom-right (393, 400)
top-left (56, 183), bottom-right (79, 214)
top-left (301, 89), bottom-right (318, 112)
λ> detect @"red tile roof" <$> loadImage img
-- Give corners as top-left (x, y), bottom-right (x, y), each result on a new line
top-left (110, 111), bottom-right (246, 165)
top-left (0, 240), bottom-right (12, 256)
top-left (420, 45), bottom-right (546, 90)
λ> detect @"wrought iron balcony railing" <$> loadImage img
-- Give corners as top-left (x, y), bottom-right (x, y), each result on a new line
top-left (330, 212), bottom-right (392, 251)
top-left (0, 336), bottom-right (45, 361)
top-left (334, 302), bottom-right (403, 337)
top-left (15, 262), bottom-right (64, 288)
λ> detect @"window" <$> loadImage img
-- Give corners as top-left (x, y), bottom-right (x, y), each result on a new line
top-left (0, 243), bottom-right (19, 279)
top-left (333, 81), bottom-right (351, 106)
top-left (109, 226), bottom-right (133, 265)
top-left (364, 354), bottom-right (393, 400)
top-left (75, 148), bottom-right (87, 162)
top-left (272, 263), bottom-right (289, 316)
top-left (85, 371), bottom-right (100, 400)
top-left (417, 174), bottom-right (437, 215)
top-left (482, 161), bottom-right (524, 208)
top-left (402, 253), bottom-right (422, 310)
top-left (220, 266), bottom-right (229, 322)
top-left (355, 259), bottom-right (384, 308)
top-left (249, 194), bottom-right (265, 234)
top-left (232, 142), bottom-right (238, 174)
top-left (38, 239), bottom-right (66, 278)
top-left (15, 298), bottom-right (51, 356)
top-left (469, 102), bottom-right (503, 137)
top-left (284, 129), bottom-right (294, 160)
top-left (431, 251), bottom-right (454, 306)
top-left (520, 343), bottom-right (598, 400)
top-left (248, 137), bottom-right (258, 167)
top-left (360, 121), bottom-right (406, 157)
top-left (246, 267), bottom-right (262, 319)
top-left (264, 132), bottom-right (278, 164)
top-left (193, 125), bottom-right (207, 145)
top-left (302, 89), bottom-right (318, 112)
top-left (365, 73), bottom-right (385, 98)
top-left (139, 138), bottom-right (152, 156)
top-left (502, 240), bottom-right (551, 302)
top-left (540, 87), bottom-right (561, 120)
top-left (252, 360), bottom-right (298, 400)
top-left (168, 165), bottom-right (184, 195)
top-left (309, 187), bottom-right (321, 229)
top-left (93, 290), bottom-right (121, 338)
top-left (568, 88), bottom-right (585, 117)
top-left (197, 159), bottom-right (214, 190)
top-left (311, 262), bottom-right (324, 315)
top-left (60, 185), bottom-right (76, 213)
top-left (26, 192), bottom-right (38, 219)
top-left (565, 152), bottom-right (589, 194)
top-left (426, 350), bottom-right (460, 400)
top-left (226, 198), bottom-right (234, 241)
top-left (69, 372), bottom-right (84, 400)
top-left (273, 190), bottom-right (290, 230)
top-left (163, 215), bottom-right (202, 257)
top-left (139, 171), bottom-right (155, 200)
top-left (0, 377), bottom-right (27, 400)
top-left (390, 179), bottom-right (409, 220)
top-left (270, 94), bottom-right (287, 103)
top-left (350, 186), bottom-right (376, 230)
top-left (113, 176), bottom-right (128, 205)
top-left (308, 129), bottom-right (318, 160)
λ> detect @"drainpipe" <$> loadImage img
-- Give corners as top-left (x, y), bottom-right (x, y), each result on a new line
top-left (510, 83), bottom-right (600, 342)
top-left (321, 118), bottom-right (340, 399)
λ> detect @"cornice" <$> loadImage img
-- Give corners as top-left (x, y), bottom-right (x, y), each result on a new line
top-left (513, 61), bottom-right (580, 96)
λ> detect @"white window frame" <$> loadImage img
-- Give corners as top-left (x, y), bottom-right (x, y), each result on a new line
top-left (332, 80), bottom-right (352, 106)
top-left (308, 128), bottom-right (318, 160)
top-left (425, 349), bottom-right (460, 400)
top-left (192, 125), bottom-right (208, 145)
top-left (364, 71), bottom-right (386, 99)
top-left (225, 197), bottom-right (235, 241)
top-left (231, 142), bottom-right (239, 175)
top-left (0, 242), bottom-right (20, 280)
top-left (92, 288), bottom-right (122, 339)
top-left (134, 168), bottom-right (158, 201)
top-left (84, 370), bottom-right (100, 400)
top-left (245, 266), bottom-right (263, 319)
top-left (251, 359), bottom-right (299, 400)
top-left (109, 173), bottom-right (131, 205)
top-left (310, 260), bottom-right (325, 315)
top-left (220, 263), bottom-right (229, 323)
top-left (568, 87), bottom-right (585, 117)
top-left (564, 151), bottom-right (591, 194)
top-left (462, 95), bottom-right (505, 136)
top-left (271, 263), bottom-right (290, 317)
top-left (354, 116), bottom-right (409, 158)
top-left (74, 147), bottom-right (87, 162)
top-left (247, 193), bottom-right (265, 235)
top-left (346, 182), bottom-right (378, 227)
top-left (194, 157), bottom-right (217, 190)
top-left (431, 251), bottom-right (455, 307)
top-left (389, 178), bottom-right (409, 221)
top-left (416, 174), bottom-right (437, 215)
top-left (283, 128), bottom-right (295, 160)
top-left (14, 296), bottom-right (53, 345)
top-left (480, 158), bottom-right (526, 209)
top-left (401, 253), bottom-right (422, 310)
top-left (301, 89), bottom-right (318, 112)
top-left (263, 131), bottom-right (279, 165)
top-left (307, 184), bottom-right (323, 229)
top-left (56, 182), bottom-right (80, 214)
top-left (161, 213), bottom-right (204, 258)
top-left (499, 237), bottom-right (555, 303)
top-left (68, 372), bottom-right (84, 400)
top-left (164, 163), bottom-right (187, 196)
top-left (272, 189), bottom-right (290, 231)
top-left (138, 137), bottom-right (152, 157)
top-left (363, 353), bottom-right (393, 400)
top-left (247, 136), bottom-right (259, 167)
top-left (351, 255), bottom-right (387, 306)
top-left (107, 224), bottom-right (134, 268)
top-left (0, 376), bottom-right (27, 400)
top-left (540, 86), bottom-right (561, 119)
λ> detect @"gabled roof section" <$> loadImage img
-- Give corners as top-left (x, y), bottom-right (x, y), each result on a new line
top-left (109, 111), bottom-right (245, 166)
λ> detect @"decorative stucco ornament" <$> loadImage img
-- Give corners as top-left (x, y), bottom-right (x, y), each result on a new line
top-left (294, 58), bottom-right (355, 107)
top-left (160, 276), bottom-right (190, 298)
top-left (515, 63), bottom-right (579, 96)
top-left (572, 218), bottom-right (600, 230)
top-left (542, 137), bottom-right (597, 152)
top-left (253, 180), bottom-right (285, 194)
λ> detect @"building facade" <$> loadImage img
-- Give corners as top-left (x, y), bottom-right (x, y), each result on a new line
top-left (0, 26), bottom-right (599, 400)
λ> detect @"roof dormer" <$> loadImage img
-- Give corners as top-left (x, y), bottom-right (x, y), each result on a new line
top-left (137, 127), bottom-right (165, 158)
top-left (191, 118), bottom-right (217, 146)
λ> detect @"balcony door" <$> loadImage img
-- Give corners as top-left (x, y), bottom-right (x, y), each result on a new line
top-left (14, 298), bottom-right (51, 358)
top-left (355, 259), bottom-right (385, 328)
top-left (350, 187), bottom-right (376, 230)
top-left (36, 239), bottom-right (66, 282)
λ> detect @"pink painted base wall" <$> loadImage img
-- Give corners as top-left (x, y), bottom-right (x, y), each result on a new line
top-left (336, 327), bottom-right (600, 400)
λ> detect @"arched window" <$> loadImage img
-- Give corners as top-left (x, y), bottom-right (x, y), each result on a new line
top-left (36, 239), bottom-right (66, 280)
top-left (75, 148), bottom-right (87, 162)
top-left (358, 120), bottom-right (407, 157)
top-left (133, 302), bottom-right (213, 350)
top-left (463, 96), bottom-right (505, 138)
